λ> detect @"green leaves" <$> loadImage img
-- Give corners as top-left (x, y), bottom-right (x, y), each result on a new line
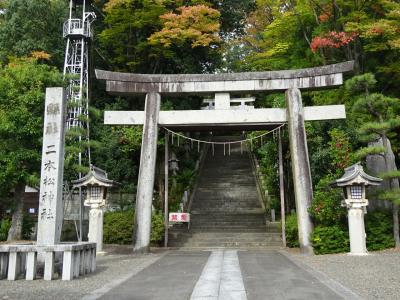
top-left (311, 225), bottom-right (350, 255)
top-left (365, 210), bottom-right (395, 251)
top-left (103, 210), bottom-right (164, 245)
top-left (0, 58), bottom-right (62, 193)
top-left (309, 174), bottom-right (347, 226)
top-left (284, 214), bottom-right (300, 248)
top-left (0, 0), bottom-right (67, 67)
top-left (345, 73), bottom-right (377, 94)
top-left (380, 171), bottom-right (400, 180)
top-left (354, 146), bottom-right (386, 161)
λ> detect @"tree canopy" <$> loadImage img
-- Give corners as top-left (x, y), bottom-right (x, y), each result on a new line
top-left (0, 57), bottom-right (63, 194)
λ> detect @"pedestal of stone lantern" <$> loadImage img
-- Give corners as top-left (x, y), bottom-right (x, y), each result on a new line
top-left (342, 198), bottom-right (368, 255)
top-left (86, 200), bottom-right (105, 253)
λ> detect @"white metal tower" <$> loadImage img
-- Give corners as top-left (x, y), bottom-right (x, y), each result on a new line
top-left (63, 0), bottom-right (95, 241)
top-left (63, 0), bottom-right (95, 151)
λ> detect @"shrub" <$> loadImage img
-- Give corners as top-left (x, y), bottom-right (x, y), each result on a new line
top-left (285, 213), bottom-right (299, 248)
top-left (309, 175), bottom-right (346, 226)
top-left (0, 219), bottom-right (11, 241)
top-left (103, 210), bottom-right (164, 245)
top-left (22, 214), bottom-right (35, 240)
top-left (151, 213), bottom-right (164, 244)
top-left (103, 210), bottom-right (135, 244)
top-left (311, 225), bottom-right (349, 255)
top-left (365, 210), bottom-right (395, 251)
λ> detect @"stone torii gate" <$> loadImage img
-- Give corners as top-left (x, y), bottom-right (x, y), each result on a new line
top-left (96, 61), bottom-right (354, 254)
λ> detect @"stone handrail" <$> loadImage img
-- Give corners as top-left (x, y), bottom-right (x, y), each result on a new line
top-left (247, 142), bottom-right (268, 215)
top-left (0, 242), bottom-right (96, 281)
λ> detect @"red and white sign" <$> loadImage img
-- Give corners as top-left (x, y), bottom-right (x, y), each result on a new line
top-left (169, 212), bottom-right (190, 223)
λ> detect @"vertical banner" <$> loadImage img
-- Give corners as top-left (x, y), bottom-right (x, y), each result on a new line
top-left (37, 88), bottom-right (66, 245)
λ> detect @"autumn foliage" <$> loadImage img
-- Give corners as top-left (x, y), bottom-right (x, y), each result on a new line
top-left (30, 51), bottom-right (51, 61)
top-left (310, 31), bottom-right (358, 53)
top-left (148, 5), bottom-right (221, 48)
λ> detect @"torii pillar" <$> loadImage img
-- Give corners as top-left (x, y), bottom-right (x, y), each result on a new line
top-left (286, 88), bottom-right (314, 254)
top-left (133, 92), bottom-right (160, 253)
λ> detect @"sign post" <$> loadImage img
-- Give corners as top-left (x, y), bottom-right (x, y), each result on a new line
top-left (37, 88), bottom-right (66, 246)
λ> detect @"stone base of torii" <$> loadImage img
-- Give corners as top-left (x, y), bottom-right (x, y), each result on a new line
top-left (97, 61), bottom-right (355, 255)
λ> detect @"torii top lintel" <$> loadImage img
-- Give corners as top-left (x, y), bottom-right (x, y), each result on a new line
top-left (95, 61), bottom-right (354, 95)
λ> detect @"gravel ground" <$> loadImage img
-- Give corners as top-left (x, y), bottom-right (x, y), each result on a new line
top-left (287, 248), bottom-right (400, 300)
top-left (0, 246), bottom-right (166, 300)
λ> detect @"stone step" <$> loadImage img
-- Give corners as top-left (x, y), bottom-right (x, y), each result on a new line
top-left (170, 238), bottom-right (283, 245)
top-left (181, 226), bottom-right (269, 232)
top-left (190, 217), bottom-right (266, 223)
top-left (192, 198), bottom-right (260, 202)
top-left (194, 197), bottom-right (259, 201)
top-left (192, 205), bottom-right (260, 208)
top-left (167, 136), bottom-right (273, 248)
top-left (190, 209), bottom-right (262, 213)
top-left (168, 241), bottom-right (283, 247)
top-left (190, 213), bottom-right (266, 218)
top-left (169, 232), bottom-right (280, 239)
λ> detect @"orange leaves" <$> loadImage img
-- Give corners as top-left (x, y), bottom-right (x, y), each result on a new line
top-left (30, 51), bottom-right (51, 61)
top-left (310, 31), bottom-right (358, 53)
top-left (318, 13), bottom-right (330, 22)
top-left (148, 5), bottom-right (221, 48)
top-left (103, 0), bottom-right (131, 12)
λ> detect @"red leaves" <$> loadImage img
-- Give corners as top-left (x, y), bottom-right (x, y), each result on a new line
top-left (319, 13), bottom-right (330, 22)
top-left (310, 31), bottom-right (358, 53)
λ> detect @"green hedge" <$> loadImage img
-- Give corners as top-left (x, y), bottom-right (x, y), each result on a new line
top-left (309, 210), bottom-right (395, 255)
top-left (103, 210), bottom-right (164, 245)
top-left (150, 213), bottom-right (164, 243)
top-left (0, 215), bottom-right (34, 241)
top-left (285, 214), bottom-right (299, 248)
top-left (366, 210), bottom-right (395, 251)
top-left (311, 225), bottom-right (349, 255)
top-left (0, 219), bottom-right (11, 241)
top-left (22, 214), bottom-right (35, 240)
top-left (103, 210), bottom-right (135, 244)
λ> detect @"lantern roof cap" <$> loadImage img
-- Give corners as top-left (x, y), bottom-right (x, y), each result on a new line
top-left (332, 163), bottom-right (382, 187)
top-left (72, 165), bottom-right (119, 188)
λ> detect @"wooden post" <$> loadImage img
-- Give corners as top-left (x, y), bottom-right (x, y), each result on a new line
top-left (133, 92), bottom-right (161, 253)
top-left (164, 131), bottom-right (169, 247)
top-left (286, 88), bottom-right (314, 255)
top-left (278, 128), bottom-right (286, 247)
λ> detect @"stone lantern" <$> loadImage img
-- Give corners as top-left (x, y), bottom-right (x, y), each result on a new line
top-left (332, 163), bottom-right (382, 255)
top-left (72, 165), bottom-right (119, 252)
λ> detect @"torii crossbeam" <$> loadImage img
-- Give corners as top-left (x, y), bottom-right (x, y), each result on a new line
top-left (104, 105), bottom-right (346, 131)
top-left (96, 61), bottom-right (354, 254)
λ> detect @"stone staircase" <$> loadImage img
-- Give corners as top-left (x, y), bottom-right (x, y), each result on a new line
top-left (168, 136), bottom-right (282, 248)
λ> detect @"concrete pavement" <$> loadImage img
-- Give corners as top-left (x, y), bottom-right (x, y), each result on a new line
top-left (89, 249), bottom-right (357, 300)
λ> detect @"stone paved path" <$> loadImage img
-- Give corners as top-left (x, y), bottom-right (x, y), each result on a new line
top-left (89, 249), bottom-right (357, 300)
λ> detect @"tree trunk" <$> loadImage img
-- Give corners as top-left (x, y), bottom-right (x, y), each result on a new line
top-left (158, 165), bottom-right (164, 211)
top-left (393, 204), bottom-right (400, 248)
top-left (381, 135), bottom-right (400, 248)
top-left (7, 183), bottom-right (25, 241)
